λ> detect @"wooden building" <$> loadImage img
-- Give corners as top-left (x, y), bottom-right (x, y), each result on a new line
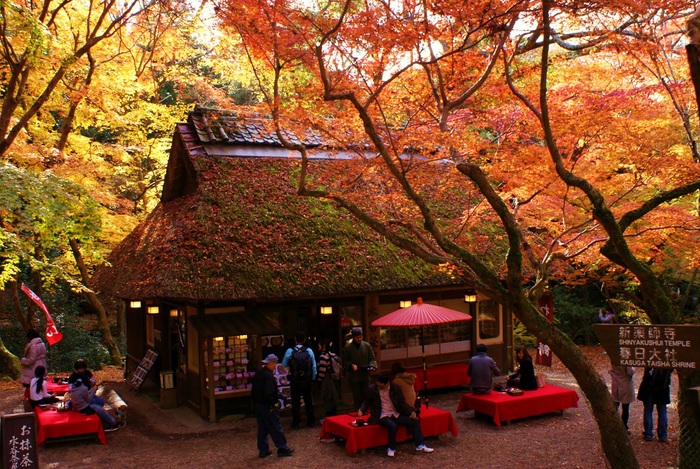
top-left (92, 107), bottom-right (511, 421)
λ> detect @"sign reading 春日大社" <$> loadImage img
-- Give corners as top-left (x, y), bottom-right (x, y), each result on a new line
top-left (594, 324), bottom-right (700, 369)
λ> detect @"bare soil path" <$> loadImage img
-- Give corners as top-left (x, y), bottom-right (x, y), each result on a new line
top-left (0, 346), bottom-right (678, 468)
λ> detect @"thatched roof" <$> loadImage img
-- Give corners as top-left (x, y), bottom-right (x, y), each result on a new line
top-left (91, 108), bottom-right (464, 302)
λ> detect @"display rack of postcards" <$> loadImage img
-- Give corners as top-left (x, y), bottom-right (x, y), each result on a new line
top-left (273, 363), bottom-right (292, 409)
top-left (208, 335), bottom-right (254, 395)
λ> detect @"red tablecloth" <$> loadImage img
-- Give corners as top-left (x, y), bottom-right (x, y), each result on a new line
top-left (34, 407), bottom-right (107, 445)
top-left (456, 384), bottom-right (579, 428)
top-left (318, 406), bottom-right (458, 455)
top-left (406, 364), bottom-right (470, 391)
top-left (47, 379), bottom-right (70, 395)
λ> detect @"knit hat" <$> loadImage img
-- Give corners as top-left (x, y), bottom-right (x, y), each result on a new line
top-left (351, 327), bottom-right (363, 337)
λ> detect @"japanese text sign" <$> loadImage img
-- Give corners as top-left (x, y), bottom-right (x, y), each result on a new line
top-left (594, 324), bottom-right (700, 369)
top-left (536, 293), bottom-right (554, 367)
top-left (1, 413), bottom-right (38, 469)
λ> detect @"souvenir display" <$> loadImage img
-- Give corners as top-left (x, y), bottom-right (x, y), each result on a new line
top-left (205, 336), bottom-right (254, 394)
top-left (273, 363), bottom-right (292, 409)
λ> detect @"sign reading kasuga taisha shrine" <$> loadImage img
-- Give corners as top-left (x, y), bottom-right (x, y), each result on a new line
top-left (593, 324), bottom-right (700, 369)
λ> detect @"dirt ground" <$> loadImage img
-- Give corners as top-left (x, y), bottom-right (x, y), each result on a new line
top-left (0, 346), bottom-right (678, 468)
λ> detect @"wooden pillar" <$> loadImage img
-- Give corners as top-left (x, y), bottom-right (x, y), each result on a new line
top-left (206, 338), bottom-right (216, 421)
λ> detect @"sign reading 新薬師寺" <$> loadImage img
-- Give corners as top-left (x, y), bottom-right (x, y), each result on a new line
top-left (593, 324), bottom-right (700, 369)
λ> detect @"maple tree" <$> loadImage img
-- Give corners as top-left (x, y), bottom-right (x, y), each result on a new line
top-left (0, 1), bottom-right (252, 366)
top-left (0, 163), bottom-right (124, 367)
top-left (216, 0), bottom-right (700, 466)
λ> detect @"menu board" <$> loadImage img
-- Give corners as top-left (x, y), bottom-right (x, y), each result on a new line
top-left (130, 349), bottom-right (159, 390)
top-left (1, 413), bottom-right (38, 469)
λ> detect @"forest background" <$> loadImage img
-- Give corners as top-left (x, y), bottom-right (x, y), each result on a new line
top-left (0, 1), bottom-right (699, 468)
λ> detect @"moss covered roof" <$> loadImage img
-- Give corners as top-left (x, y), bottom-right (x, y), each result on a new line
top-left (92, 112), bottom-right (464, 302)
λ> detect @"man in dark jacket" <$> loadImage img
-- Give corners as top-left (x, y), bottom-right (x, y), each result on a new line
top-left (468, 343), bottom-right (501, 394)
top-left (251, 354), bottom-right (294, 458)
top-left (357, 372), bottom-right (434, 458)
top-left (343, 327), bottom-right (377, 409)
top-left (637, 367), bottom-right (673, 442)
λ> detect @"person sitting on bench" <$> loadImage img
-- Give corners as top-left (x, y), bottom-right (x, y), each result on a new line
top-left (69, 359), bottom-right (104, 406)
top-left (468, 344), bottom-right (501, 394)
top-left (357, 372), bottom-right (434, 458)
top-left (71, 378), bottom-right (124, 432)
top-left (29, 366), bottom-right (59, 407)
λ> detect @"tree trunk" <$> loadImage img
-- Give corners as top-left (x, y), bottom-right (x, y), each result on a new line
top-left (513, 295), bottom-right (639, 469)
top-left (56, 53), bottom-right (96, 155)
top-left (116, 300), bottom-right (126, 339)
top-left (687, 44), bottom-right (700, 131)
top-left (0, 334), bottom-right (21, 379)
top-left (678, 370), bottom-right (700, 469)
top-left (9, 280), bottom-right (30, 331)
top-left (68, 239), bottom-right (122, 366)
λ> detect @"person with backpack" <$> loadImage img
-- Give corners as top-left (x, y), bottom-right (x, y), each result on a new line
top-left (281, 331), bottom-right (317, 429)
top-left (317, 338), bottom-right (341, 421)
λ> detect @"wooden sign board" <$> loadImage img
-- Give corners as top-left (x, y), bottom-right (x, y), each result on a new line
top-left (130, 349), bottom-right (159, 390)
top-left (594, 324), bottom-right (700, 369)
top-left (1, 413), bottom-right (38, 469)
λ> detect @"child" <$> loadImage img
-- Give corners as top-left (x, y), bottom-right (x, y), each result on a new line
top-left (29, 365), bottom-right (60, 407)
top-left (71, 378), bottom-right (124, 432)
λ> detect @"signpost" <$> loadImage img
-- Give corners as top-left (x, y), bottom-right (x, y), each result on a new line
top-left (1, 413), bottom-right (38, 469)
top-left (593, 324), bottom-right (700, 369)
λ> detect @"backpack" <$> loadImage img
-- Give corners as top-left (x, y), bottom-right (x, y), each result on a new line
top-left (289, 346), bottom-right (312, 381)
top-left (330, 353), bottom-right (343, 381)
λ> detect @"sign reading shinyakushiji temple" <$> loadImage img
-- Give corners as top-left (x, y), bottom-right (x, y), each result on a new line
top-left (594, 324), bottom-right (700, 369)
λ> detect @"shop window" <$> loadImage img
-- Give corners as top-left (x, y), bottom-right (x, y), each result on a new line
top-left (379, 323), bottom-right (469, 359)
top-left (407, 325), bottom-right (439, 357)
top-left (439, 322), bottom-right (469, 354)
top-left (478, 299), bottom-right (502, 344)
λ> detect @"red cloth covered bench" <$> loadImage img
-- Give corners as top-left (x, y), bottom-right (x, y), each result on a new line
top-left (405, 363), bottom-right (470, 391)
top-left (318, 405), bottom-right (458, 455)
top-left (34, 407), bottom-right (107, 445)
top-left (456, 383), bottom-right (579, 428)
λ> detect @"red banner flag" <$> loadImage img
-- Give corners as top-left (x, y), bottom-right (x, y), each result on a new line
top-left (20, 283), bottom-right (63, 346)
top-left (536, 293), bottom-right (554, 367)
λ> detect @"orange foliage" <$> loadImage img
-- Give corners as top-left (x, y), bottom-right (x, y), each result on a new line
top-left (214, 0), bottom-right (700, 307)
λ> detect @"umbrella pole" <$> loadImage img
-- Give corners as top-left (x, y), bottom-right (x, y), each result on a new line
top-left (421, 325), bottom-right (429, 408)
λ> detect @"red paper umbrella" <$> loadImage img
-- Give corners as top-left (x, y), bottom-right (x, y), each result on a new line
top-left (371, 297), bottom-right (472, 327)
top-left (371, 298), bottom-right (472, 406)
